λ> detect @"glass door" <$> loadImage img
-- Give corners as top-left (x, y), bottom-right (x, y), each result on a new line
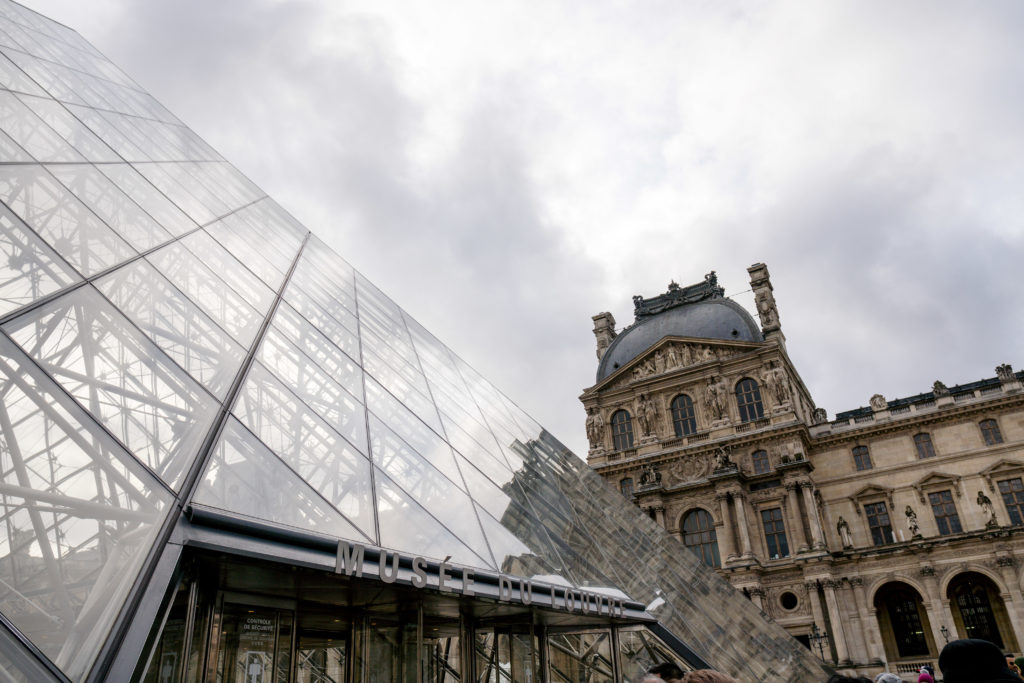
top-left (209, 594), bottom-right (295, 683)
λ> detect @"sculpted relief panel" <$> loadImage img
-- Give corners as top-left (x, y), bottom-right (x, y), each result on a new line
top-left (626, 341), bottom-right (744, 385)
top-left (663, 453), bottom-right (712, 486)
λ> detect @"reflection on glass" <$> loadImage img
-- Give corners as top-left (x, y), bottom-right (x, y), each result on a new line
top-left (212, 603), bottom-right (292, 683)
top-left (617, 628), bottom-right (691, 682)
top-left (0, 204), bottom-right (79, 318)
top-left (194, 417), bottom-right (371, 543)
top-left (0, 89), bottom-right (82, 161)
top-left (0, 335), bottom-right (169, 681)
top-left (547, 631), bottom-right (613, 683)
top-left (4, 286), bottom-right (217, 489)
top-left (95, 163), bottom-right (197, 237)
top-left (17, 94), bottom-right (119, 161)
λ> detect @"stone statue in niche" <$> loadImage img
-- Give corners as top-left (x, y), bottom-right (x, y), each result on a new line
top-left (812, 407), bottom-right (828, 425)
top-left (704, 375), bottom-right (729, 422)
top-left (932, 380), bottom-right (950, 397)
top-left (637, 394), bottom-right (658, 437)
top-left (869, 394), bottom-right (887, 411)
top-left (905, 505), bottom-right (921, 538)
top-left (836, 516), bottom-right (853, 548)
top-left (996, 363), bottom-right (1015, 382)
top-left (666, 344), bottom-right (679, 369)
top-left (978, 491), bottom-right (999, 528)
top-left (762, 362), bottom-right (792, 407)
top-left (755, 289), bottom-right (779, 329)
top-left (655, 348), bottom-right (666, 374)
top-left (585, 408), bottom-right (602, 450)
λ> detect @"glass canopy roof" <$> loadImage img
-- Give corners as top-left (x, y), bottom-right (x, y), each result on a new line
top-left (0, 2), bottom-right (823, 681)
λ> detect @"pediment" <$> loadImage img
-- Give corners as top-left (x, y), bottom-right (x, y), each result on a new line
top-left (981, 459), bottom-right (1024, 492)
top-left (597, 336), bottom-right (762, 391)
top-left (910, 472), bottom-right (962, 503)
top-left (849, 483), bottom-right (894, 515)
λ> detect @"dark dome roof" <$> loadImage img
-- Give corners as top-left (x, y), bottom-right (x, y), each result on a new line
top-left (596, 298), bottom-right (762, 382)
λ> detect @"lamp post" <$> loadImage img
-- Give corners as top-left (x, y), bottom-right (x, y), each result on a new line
top-left (809, 624), bottom-right (830, 663)
top-left (940, 625), bottom-right (950, 643)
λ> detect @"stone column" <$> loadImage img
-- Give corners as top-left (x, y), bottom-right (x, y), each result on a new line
top-left (654, 506), bottom-right (666, 528)
top-left (839, 579), bottom-right (869, 664)
top-left (850, 578), bottom-right (884, 664)
top-left (997, 557), bottom-right (1024, 647)
top-left (717, 493), bottom-right (737, 561)
top-left (786, 482), bottom-right (809, 552)
top-left (804, 581), bottom-right (831, 662)
top-left (822, 579), bottom-right (852, 664)
top-left (802, 483), bottom-right (826, 549)
top-left (733, 492), bottom-right (754, 558)
top-left (919, 566), bottom-right (954, 652)
top-left (748, 586), bottom-right (765, 611)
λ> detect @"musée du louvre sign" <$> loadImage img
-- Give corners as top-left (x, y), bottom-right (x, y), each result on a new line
top-left (335, 541), bottom-right (644, 619)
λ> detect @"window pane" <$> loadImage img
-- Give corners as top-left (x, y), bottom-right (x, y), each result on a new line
top-left (0, 203), bottom-right (79, 317)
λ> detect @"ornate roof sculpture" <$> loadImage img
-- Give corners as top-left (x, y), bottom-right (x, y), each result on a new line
top-left (632, 272), bottom-right (725, 319)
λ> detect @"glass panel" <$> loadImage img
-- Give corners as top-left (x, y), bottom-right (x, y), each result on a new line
top-left (255, 325), bottom-right (366, 452)
top-left (421, 617), bottom-right (461, 683)
top-left (225, 201), bottom-right (305, 272)
top-left (180, 230), bottom-right (276, 317)
top-left (280, 284), bottom-right (359, 359)
top-left (95, 163), bottom-right (196, 237)
top-left (374, 468), bottom-right (488, 568)
top-left (0, 51), bottom-right (48, 96)
top-left (0, 164), bottom-right (135, 276)
top-left (16, 93), bottom-right (118, 161)
top-left (95, 259), bottom-right (246, 399)
top-left (0, 89), bottom-right (82, 161)
top-left (147, 240), bottom-right (264, 348)
top-left (232, 362), bottom-right (375, 539)
top-left (0, 203), bottom-right (79, 317)
top-left (206, 216), bottom-right (289, 292)
top-left (4, 286), bottom-right (217, 489)
top-left (617, 628), bottom-right (690, 682)
top-left (212, 603), bottom-right (292, 683)
top-left (369, 414), bottom-right (494, 568)
top-left (45, 164), bottom-right (174, 251)
top-left (64, 104), bottom-right (147, 161)
top-left (131, 162), bottom-right (218, 225)
top-left (194, 417), bottom-right (370, 542)
top-left (0, 126), bottom-right (31, 161)
top-left (0, 334), bottom-right (170, 681)
top-left (269, 302), bottom-right (362, 401)
top-left (364, 360), bottom-right (442, 436)
top-left (547, 632), bottom-right (613, 683)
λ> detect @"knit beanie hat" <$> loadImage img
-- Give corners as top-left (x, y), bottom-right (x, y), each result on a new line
top-left (939, 638), bottom-right (1021, 683)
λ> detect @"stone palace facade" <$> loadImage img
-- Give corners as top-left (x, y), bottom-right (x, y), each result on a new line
top-left (581, 264), bottom-right (1024, 679)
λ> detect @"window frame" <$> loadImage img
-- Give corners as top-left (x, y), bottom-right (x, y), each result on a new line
top-left (864, 501), bottom-right (895, 545)
top-left (751, 449), bottom-right (770, 474)
top-left (670, 394), bottom-right (697, 437)
top-left (735, 378), bottom-right (765, 423)
top-left (999, 477), bottom-right (1024, 526)
top-left (980, 419), bottom-right (1003, 446)
top-left (681, 508), bottom-right (720, 568)
top-left (610, 409), bottom-right (634, 451)
top-left (760, 506), bottom-right (789, 559)
top-left (913, 432), bottom-right (936, 459)
top-left (928, 489), bottom-right (963, 536)
top-left (852, 445), bottom-right (872, 471)
top-left (619, 477), bottom-right (634, 498)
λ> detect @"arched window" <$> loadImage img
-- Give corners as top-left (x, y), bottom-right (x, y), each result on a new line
top-left (620, 478), bottom-right (634, 498)
top-left (735, 378), bottom-right (764, 422)
top-left (681, 509), bottom-right (720, 568)
top-left (980, 419), bottom-right (1003, 446)
top-left (875, 583), bottom-right (931, 658)
top-left (611, 410), bottom-right (634, 450)
top-left (752, 450), bottom-right (770, 474)
top-left (913, 433), bottom-right (936, 459)
top-left (670, 394), bottom-right (697, 436)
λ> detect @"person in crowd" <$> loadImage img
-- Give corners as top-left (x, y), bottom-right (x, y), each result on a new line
top-left (940, 638), bottom-right (1022, 682)
top-left (648, 662), bottom-right (685, 682)
top-left (825, 675), bottom-right (871, 683)
top-left (917, 666), bottom-right (934, 683)
top-left (874, 674), bottom-right (902, 683)
top-left (1007, 653), bottom-right (1023, 677)
top-left (681, 671), bottom-right (739, 683)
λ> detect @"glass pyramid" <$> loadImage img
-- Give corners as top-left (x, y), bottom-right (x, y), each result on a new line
top-left (0, 2), bottom-right (825, 681)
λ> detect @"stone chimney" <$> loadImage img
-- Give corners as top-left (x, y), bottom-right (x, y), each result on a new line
top-left (747, 263), bottom-right (786, 348)
top-left (592, 312), bottom-right (617, 361)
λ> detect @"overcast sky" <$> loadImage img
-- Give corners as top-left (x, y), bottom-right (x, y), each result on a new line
top-left (21, 0), bottom-right (1024, 456)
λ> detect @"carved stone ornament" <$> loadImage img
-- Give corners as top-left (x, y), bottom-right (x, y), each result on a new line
top-left (665, 454), bottom-right (711, 485)
top-left (704, 375), bottom-right (730, 422)
top-left (997, 363), bottom-right (1016, 382)
top-left (713, 446), bottom-right (736, 472)
top-left (754, 288), bottom-right (780, 331)
top-left (638, 463), bottom-right (662, 487)
top-left (585, 407), bottom-right (603, 450)
top-left (978, 490), bottom-right (999, 528)
top-left (836, 516), bottom-right (853, 549)
top-left (812, 407), bottom-right (828, 425)
top-left (762, 362), bottom-right (792, 408)
top-left (869, 394), bottom-right (887, 411)
top-left (919, 566), bottom-right (936, 577)
top-left (997, 556), bottom-right (1015, 568)
top-left (932, 380), bottom-right (950, 397)
top-left (632, 274), bottom-right (724, 320)
top-left (905, 505), bottom-right (921, 539)
top-left (637, 394), bottom-right (659, 437)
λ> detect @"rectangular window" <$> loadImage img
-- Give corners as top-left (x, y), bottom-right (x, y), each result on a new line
top-left (999, 478), bottom-right (1024, 526)
top-left (752, 450), bottom-right (770, 474)
top-left (928, 490), bottom-right (963, 536)
top-left (620, 478), bottom-right (634, 498)
top-left (981, 419), bottom-right (1003, 446)
top-left (760, 507), bottom-right (789, 559)
top-left (914, 433), bottom-right (936, 459)
top-left (852, 445), bottom-right (872, 471)
top-left (864, 502), bottom-right (894, 545)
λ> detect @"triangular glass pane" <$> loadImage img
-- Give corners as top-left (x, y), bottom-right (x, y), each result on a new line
top-left (179, 231), bottom-right (276, 317)
top-left (0, 203), bottom-right (79, 318)
top-left (64, 104), bottom-right (146, 161)
top-left (130, 163), bottom-right (218, 225)
top-left (0, 334), bottom-right (170, 681)
top-left (255, 325), bottom-right (366, 452)
top-left (0, 164), bottom-right (135, 276)
top-left (374, 468), bottom-right (489, 569)
top-left (0, 51), bottom-right (47, 96)
top-left (17, 93), bottom-right (119, 161)
top-left (364, 360), bottom-right (442, 435)
top-left (147, 240), bottom-right (264, 348)
top-left (368, 414), bottom-right (493, 567)
top-left (280, 284), bottom-right (359, 359)
top-left (95, 259), bottom-right (246, 399)
top-left (194, 417), bottom-right (370, 543)
top-left (206, 217), bottom-right (288, 292)
top-left (46, 164), bottom-right (174, 251)
top-left (95, 163), bottom-right (196, 237)
top-left (232, 362), bottom-right (375, 539)
top-left (4, 286), bottom-right (218, 490)
top-left (268, 302), bottom-right (362, 401)
top-left (0, 89), bottom-right (82, 161)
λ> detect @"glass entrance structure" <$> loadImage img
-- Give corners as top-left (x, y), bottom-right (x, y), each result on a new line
top-left (0, 2), bottom-right (825, 680)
